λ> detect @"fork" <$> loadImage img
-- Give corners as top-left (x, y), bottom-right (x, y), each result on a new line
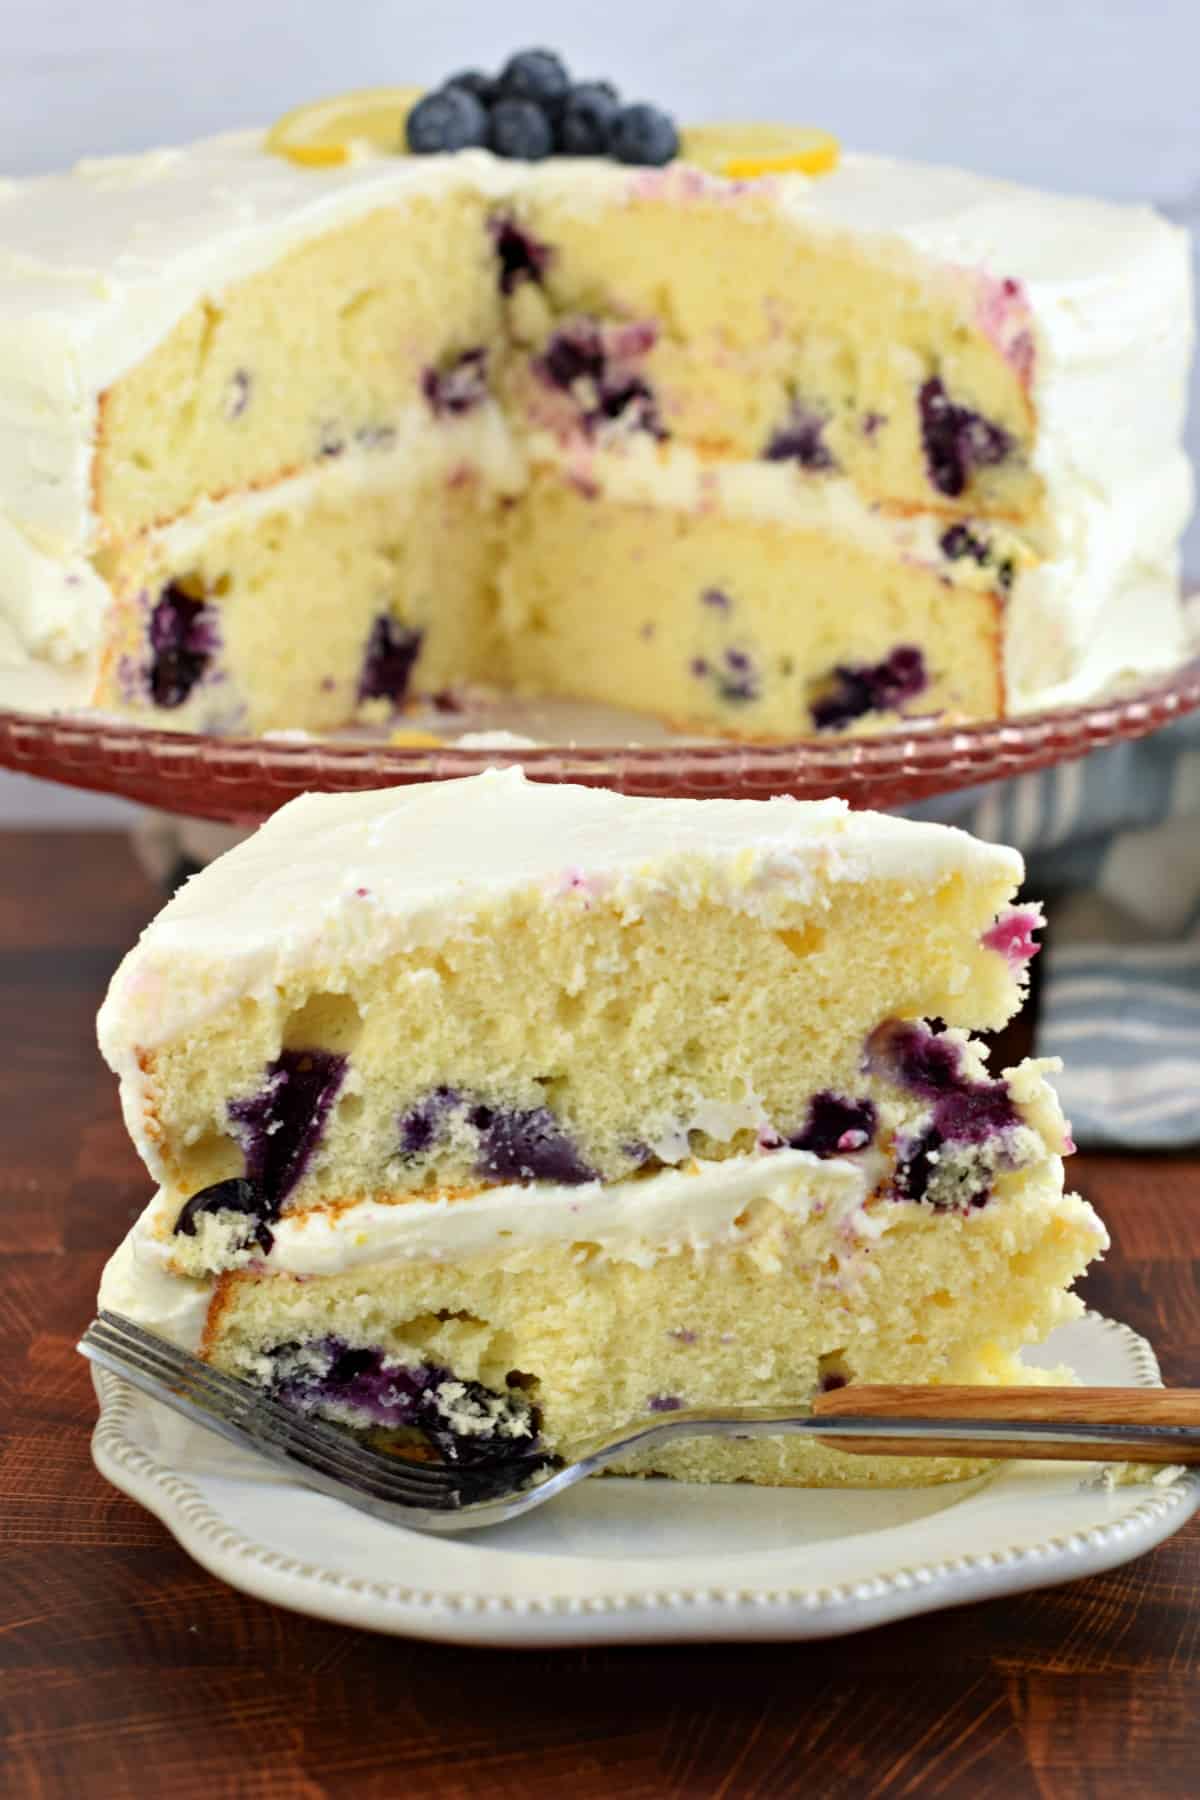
top-left (79, 1310), bottom-right (1200, 1534)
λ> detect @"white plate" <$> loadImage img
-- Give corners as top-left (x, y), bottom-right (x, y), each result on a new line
top-left (90, 1312), bottom-right (1199, 1647)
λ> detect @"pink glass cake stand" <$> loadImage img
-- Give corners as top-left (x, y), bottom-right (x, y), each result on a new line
top-left (2, 656), bottom-right (1199, 825)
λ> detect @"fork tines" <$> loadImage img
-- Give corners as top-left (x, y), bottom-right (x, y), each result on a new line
top-left (81, 1310), bottom-right (474, 1511)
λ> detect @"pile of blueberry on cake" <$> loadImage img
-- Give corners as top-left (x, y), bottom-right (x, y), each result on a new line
top-left (97, 769), bottom-right (1107, 1488)
top-left (0, 47), bottom-right (1189, 738)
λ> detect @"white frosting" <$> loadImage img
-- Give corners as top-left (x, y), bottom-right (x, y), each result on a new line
top-left (97, 767), bottom-right (1022, 1074)
top-left (0, 132), bottom-right (1190, 708)
top-left (98, 1227), bottom-right (212, 1352)
top-left (99, 1144), bottom-right (889, 1350)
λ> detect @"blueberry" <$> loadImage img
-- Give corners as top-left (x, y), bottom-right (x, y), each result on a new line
top-left (789, 1093), bottom-right (878, 1158)
top-left (173, 1176), bottom-right (274, 1256)
top-left (405, 86), bottom-right (488, 155)
top-left (421, 346), bottom-right (489, 417)
top-left (764, 402), bottom-right (837, 472)
top-left (558, 82), bottom-right (621, 155)
top-left (609, 102), bottom-right (679, 166)
top-left (268, 1339), bottom-right (556, 1490)
top-left (811, 645), bottom-right (928, 731)
top-left (488, 97), bottom-right (554, 161)
top-left (488, 214), bottom-right (553, 294)
top-left (358, 616), bottom-right (423, 705)
top-left (228, 1048), bottom-right (347, 1206)
top-left (717, 646), bottom-right (760, 705)
top-left (534, 322), bottom-right (665, 439)
top-left (939, 522), bottom-right (990, 566)
top-left (147, 583), bottom-right (216, 709)
top-left (918, 376), bottom-right (1012, 498)
top-left (536, 322), bottom-right (606, 390)
top-left (497, 48), bottom-right (571, 110)
top-left (444, 68), bottom-right (496, 104)
top-left (469, 1102), bottom-right (597, 1185)
top-left (397, 1086), bottom-right (461, 1157)
top-left (868, 1020), bottom-right (1020, 1210)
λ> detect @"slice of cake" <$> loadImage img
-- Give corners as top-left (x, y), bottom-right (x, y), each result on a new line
top-left (97, 768), bottom-right (1107, 1487)
top-left (0, 74), bottom-right (1190, 739)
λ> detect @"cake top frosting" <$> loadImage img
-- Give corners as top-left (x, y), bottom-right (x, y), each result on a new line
top-left (97, 768), bottom-right (1023, 1063)
top-left (0, 132), bottom-right (1182, 400)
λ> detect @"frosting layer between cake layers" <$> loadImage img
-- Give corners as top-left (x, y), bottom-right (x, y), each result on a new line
top-left (0, 132), bottom-right (1191, 725)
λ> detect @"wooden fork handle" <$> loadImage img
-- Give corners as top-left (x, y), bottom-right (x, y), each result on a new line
top-left (812, 1385), bottom-right (1200, 1464)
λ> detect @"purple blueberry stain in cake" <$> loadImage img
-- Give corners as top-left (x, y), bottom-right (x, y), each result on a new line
top-left (534, 318), bottom-right (665, 441)
top-left (227, 1048), bottom-right (347, 1207)
top-left (267, 1338), bottom-right (554, 1485)
top-left (396, 1088), bottom-right (596, 1185)
top-left (667, 1328), bottom-right (698, 1345)
top-left (690, 644), bottom-right (761, 705)
top-left (173, 1176), bottom-right (275, 1256)
top-left (811, 645), bottom-right (927, 731)
top-left (869, 1020), bottom-right (1023, 1210)
top-left (977, 275), bottom-right (1037, 388)
top-left (939, 522), bottom-right (991, 567)
top-left (358, 616), bottom-right (423, 706)
top-left (918, 376), bottom-right (1012, 498)
top-left (789, 1093), bottom-right (878, 1158)
top-left (764, 399), bottom-right (837, 471)
top-left (398, 1085), bottom-right (462, 1157)
top-left (421, 347), bottom-right (489, 418)
top-left (701, 587), bottom-right (732, 612)
top-left (640, 621), bottom-right (656, 641)
top-left (469, 1102), bottom-right (597, 1185)
top-left (489, 213), bottom-right (552, 295)
top-left (147, 583), bottom-right (218, 709)
top-left (939, 523), bottom-right (1017, 592)
top-left (648, 1394), bottom-right (684, 1412)
top-left (224, 368), bottom-right (252, 421)
top-left (718, 646), bottom-right (760, 704)
top-left (862, 410), bottom-right (887, 439)
top-left (983, 904), bottom-right (1044, 969)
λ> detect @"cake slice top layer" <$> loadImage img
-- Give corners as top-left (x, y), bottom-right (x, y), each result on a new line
top-left (98, 767), bottom-right (1024, 1062)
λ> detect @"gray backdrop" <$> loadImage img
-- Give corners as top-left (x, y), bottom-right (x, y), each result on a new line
top-left (3, 0), bottom-right (1195, 821)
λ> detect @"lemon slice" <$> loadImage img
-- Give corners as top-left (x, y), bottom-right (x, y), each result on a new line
top-left (679, 124), bottom-right (840, 181)
top-left (388, 727), bottom-right (444, 747)
top-left (265, 86), bottom-right (424, 168)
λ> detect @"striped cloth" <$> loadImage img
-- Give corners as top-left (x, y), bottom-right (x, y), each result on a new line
top-left (908, 714), bottom-right (1200, 1148)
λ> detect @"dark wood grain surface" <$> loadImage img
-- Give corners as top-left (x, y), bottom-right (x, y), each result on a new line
top-left (2, 829), bottom-right (1198, 1800)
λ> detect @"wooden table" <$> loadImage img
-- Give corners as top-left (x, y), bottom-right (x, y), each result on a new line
top-left (3, 830), bottom-right (1198, 1799)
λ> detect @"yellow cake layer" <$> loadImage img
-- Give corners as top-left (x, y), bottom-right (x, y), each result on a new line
top-left (94, 192), bottom-right (501, 545)
top-left (95, 462), bottom-right (504, 735)
top-left (200, 1162), bottom-right (1103, 1488)
top-left (91, 458), bottom-right (1005, 736)
top-left (504, 178), bottom-right (1039, 522)
top-left (500, 471), bottom-right (1004, 732)
top-left (132, 858), bottom-right (1024, 1214)
top-left (89, 169), bottom-right (1038, 552)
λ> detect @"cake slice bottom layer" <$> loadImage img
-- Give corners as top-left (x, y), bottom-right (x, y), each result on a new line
top-left (104, 1158), bottom-right (1106, 1488)
top-left (500, 471), bottom-right (1005, 735)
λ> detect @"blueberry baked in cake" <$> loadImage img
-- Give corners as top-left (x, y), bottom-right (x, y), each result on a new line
top-left (98, 769), bottom-right (1107, 1487)
top-left (1, 48), bottom-right (1190, 739)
